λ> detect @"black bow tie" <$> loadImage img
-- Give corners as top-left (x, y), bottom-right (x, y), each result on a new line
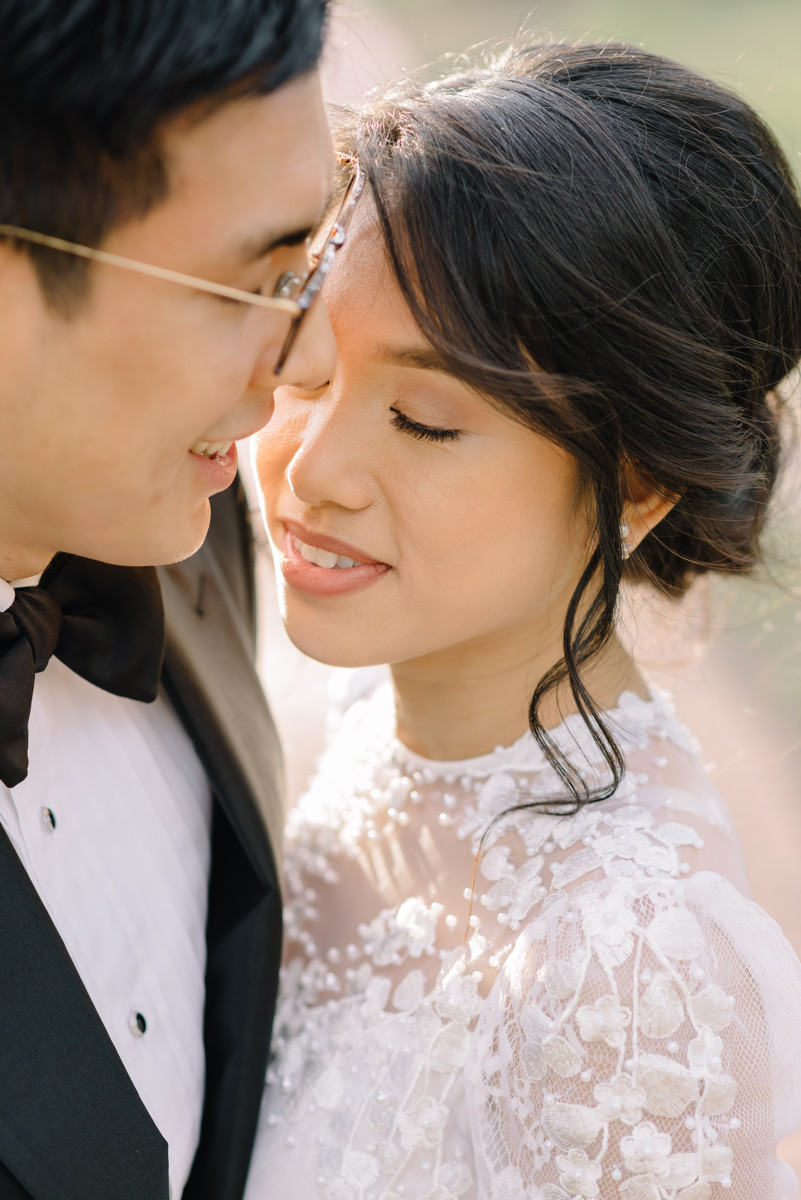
top-left (0, 553), bottom-right (165, 788)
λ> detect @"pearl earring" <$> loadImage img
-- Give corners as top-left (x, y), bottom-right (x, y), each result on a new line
top-left (620, 522), bottom-right (633, 560)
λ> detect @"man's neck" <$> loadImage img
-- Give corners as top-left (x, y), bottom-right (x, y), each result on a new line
top-left (0, 542), bottom-right (53, 584)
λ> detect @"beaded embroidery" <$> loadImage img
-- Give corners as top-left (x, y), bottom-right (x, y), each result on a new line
top-left (244, 683), bottom-right (801, 1200)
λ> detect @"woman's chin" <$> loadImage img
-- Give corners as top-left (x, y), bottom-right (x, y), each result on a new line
top-left (282, 624), bottom-right (387, 670)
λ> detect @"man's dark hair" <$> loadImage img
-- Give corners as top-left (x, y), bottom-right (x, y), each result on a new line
top-left (0, 0), bottom-right (328, 307)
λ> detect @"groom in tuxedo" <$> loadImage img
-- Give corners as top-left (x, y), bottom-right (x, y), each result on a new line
top-left (0, 1), bottom-right (336, 1197)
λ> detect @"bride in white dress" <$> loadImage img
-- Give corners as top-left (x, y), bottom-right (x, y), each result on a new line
top-left (245, 42), bottom-right (801, 1200)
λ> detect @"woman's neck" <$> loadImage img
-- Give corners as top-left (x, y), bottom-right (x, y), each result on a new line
top-left (391, 633), bottom-right (646, 761)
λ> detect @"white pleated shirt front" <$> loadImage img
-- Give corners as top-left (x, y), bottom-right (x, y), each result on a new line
top-left (0, 576), bottom-right (212, 1199)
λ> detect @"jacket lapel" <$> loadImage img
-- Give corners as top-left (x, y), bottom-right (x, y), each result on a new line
top-left (158, 536), bottom-right (284, 1200)
top-left (158, 536), bottom-right (284, 880)
top-left (0, 830), bottom-right (168, 1200)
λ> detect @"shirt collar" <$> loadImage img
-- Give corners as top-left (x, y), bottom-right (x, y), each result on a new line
top-left (0, 579), bottom-right (14, 613)
top-left (0, 573), bottom-right (42, 613)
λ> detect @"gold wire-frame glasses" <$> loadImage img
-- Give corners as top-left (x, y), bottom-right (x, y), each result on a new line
top-left (0, 154), bottom-right (365, 375)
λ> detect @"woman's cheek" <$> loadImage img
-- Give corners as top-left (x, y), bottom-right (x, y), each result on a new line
top-left (255, 411), bottom-right (306, 483)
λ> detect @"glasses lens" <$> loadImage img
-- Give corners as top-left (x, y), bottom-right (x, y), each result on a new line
top-left (310, 170), bottom-right (359, 260)
top-left (273, 270), bottom-right (304, 301)
top-left (309, 220), bottom-right (331, 261)
top-left (274, 161), bottom-right (364, 375)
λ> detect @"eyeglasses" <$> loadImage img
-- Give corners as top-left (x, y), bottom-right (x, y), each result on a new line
top-left (0, 154), bottom-right (365, 375)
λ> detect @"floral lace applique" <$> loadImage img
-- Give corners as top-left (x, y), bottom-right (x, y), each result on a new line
top-left (470, 874), bottom-right (748, 1198)
top-left (243, 688), bottom-right (801, 1200)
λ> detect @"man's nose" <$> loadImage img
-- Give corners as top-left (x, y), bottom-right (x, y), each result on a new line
top-left (250, 298), bottom-right (336, 394)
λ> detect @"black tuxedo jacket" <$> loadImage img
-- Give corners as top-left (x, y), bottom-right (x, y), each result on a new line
top-left (0, 484), bottom-right (284, 1199)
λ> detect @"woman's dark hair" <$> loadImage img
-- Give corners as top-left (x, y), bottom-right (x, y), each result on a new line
top-left (0, 0), bottom-right (327, 309)
top-left (336, 42), bottom-right (801, 810)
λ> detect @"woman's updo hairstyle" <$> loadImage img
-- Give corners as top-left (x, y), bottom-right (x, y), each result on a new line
top-left (336, 42), bottom-right (801, 809)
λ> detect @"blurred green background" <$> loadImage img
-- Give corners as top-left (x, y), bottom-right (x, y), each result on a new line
top-left (373, 0), bottom-right (801, 164)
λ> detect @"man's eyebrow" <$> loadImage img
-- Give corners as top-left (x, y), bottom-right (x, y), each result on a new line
top-left (232, 223), bottom-right (314, 266)
top-left (232, 182), bottom-right (340, 266)
top-left (375, 346), bottom-right (450, 372)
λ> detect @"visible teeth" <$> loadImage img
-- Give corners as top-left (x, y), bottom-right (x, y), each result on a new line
top-left (312, 546), bottom-right (338, 569)
top-left (294, 536), bottom-right (363, 569)
top-left (190, 439), bottom-right (233, 459)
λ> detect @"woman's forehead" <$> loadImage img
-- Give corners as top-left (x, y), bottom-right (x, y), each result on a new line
top-left (327, 201), bottom-right (423, 338)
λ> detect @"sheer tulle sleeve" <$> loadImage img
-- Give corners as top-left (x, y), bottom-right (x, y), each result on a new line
top-left (466, 870), bottom-right (801, 1200)
top-left (243, 685), bottom-right (801, 1200)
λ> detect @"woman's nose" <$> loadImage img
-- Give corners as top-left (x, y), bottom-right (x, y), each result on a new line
top-left (285, 386), bottom-right (380, 513)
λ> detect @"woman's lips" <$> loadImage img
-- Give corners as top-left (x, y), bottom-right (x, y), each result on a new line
top-left (277, 524), bottom-right (390, 597)
top-left (281, 519), bottom-right (383, 564)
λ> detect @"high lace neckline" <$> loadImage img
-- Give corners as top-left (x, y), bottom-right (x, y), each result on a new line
top-left (354, 679), bottom-right (689, 781)
top-left (243, 671), bottom-right (801, 1200)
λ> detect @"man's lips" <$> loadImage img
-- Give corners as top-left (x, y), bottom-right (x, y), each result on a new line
top-left (188, 440), bottom-right (238, 490)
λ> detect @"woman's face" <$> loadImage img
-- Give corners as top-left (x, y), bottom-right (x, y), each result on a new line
top-left (255, 211), bottom-right (593, 672)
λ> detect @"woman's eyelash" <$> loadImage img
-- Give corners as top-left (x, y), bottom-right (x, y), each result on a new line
top-left (390, 407), bottom-right (460, 442)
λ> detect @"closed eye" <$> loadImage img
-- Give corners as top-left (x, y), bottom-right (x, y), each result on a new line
top-left (390, 407), bottom-right (460, 442)
top-left (250, 268), bottom-right (303, 300)
top-left (225, 260), bottom-right (309, 304)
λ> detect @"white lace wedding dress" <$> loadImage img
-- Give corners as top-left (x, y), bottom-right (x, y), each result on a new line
top-left (244, 678), bottom-right (801, 1200)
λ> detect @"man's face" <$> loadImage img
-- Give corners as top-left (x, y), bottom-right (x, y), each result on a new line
top-left (0, 70), bottom-right (335, 578)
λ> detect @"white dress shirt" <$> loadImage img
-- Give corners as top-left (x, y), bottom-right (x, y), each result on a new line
top-left (0, 578), bottom-right (212, 1198)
